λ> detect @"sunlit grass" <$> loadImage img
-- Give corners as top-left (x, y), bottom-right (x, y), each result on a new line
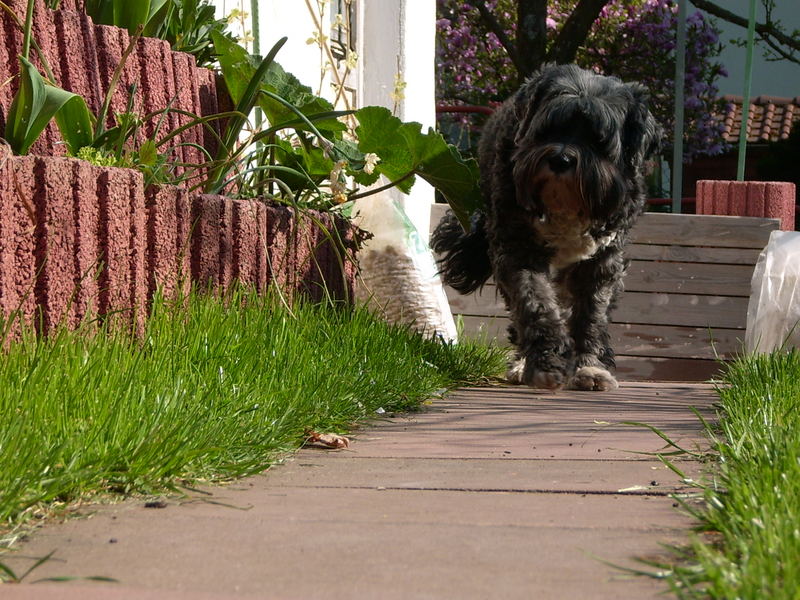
top-left (0, 286), bottom-right (506, 541)
top-left (665, 350), bottom-right (800, 598)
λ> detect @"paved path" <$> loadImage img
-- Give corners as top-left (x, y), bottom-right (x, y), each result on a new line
top-left (3, 382), bottom-right (715, 599)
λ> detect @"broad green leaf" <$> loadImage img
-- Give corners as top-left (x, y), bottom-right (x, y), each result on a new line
top-left (212, 32), bottom-right (344, 136)
top-left (355, 106), bottom-right (482, 229)
top-left (83, 0), bottom-right (114, 24)
top-left (353, 106), bottom-right (416, 191)
top-left (271, 137), bottom-right (330, 192)
top-left (143, 0), bottom-right (173, 37)
top-left (260, 63), bottom-right (344, 135)
top-left (138, 139), bottom-right (158, 166)
top-left (5, 56), bottom-right (93, 155)
top-left (53, 93), bottom-right (95, 155)
top-left (114, 0), bottom-right (150, 33)
top-left (211, 30), bottom-right (257, 106)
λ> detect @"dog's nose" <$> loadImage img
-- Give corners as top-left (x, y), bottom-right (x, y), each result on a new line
top-left (548, 153), bottom-right (576, 174)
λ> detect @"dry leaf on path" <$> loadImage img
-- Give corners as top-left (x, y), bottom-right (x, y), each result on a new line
top-left (305, 430), bottom-right (350, 449)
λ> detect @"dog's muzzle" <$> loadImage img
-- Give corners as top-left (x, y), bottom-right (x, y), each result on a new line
top-left (547, 152), bottom-right (577, 175)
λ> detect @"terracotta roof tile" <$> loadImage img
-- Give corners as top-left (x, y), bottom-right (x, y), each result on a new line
top-left (720, 95), bottom-right (800, 144)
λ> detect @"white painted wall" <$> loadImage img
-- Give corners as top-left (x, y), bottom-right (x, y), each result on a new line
top-left (358, 0), bottom-right (437, 235)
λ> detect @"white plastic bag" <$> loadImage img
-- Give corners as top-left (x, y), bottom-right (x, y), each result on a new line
top-left (353, 195), bottom-right (458, 342)
top-left (745, 230), bottom-right (800, 354)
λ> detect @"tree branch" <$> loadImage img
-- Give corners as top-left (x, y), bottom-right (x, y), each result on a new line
top-left (470, 0), bottom-right (521, 73)
top-left (548, 0), bottom-right (610, 65)
top-left (691, 0), bottom-right (800, 65)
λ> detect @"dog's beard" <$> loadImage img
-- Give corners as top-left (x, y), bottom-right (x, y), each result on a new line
top-left (513, 144), bottom-right (627, 224)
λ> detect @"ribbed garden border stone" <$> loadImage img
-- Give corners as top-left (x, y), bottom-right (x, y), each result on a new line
top-left (696, 179), bottom-right (796, 230)
top-left (0, 155), bottom-right (361, 335)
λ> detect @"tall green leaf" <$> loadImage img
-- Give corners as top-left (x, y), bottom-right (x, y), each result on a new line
top-left (5, 57), bottom-right (93, 155)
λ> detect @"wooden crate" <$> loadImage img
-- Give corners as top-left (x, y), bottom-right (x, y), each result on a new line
top-left (430, 204), bottom-right (780, 381)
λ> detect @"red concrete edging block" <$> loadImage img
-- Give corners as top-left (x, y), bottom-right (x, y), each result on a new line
top-left (172, 51), bottom-right (204, 169)
top-left (33, 157), bottom-right (79, 332)
top-left (145, 185), bottom-right (191, 302)
top-left (55, 10), bottom-right (102, 117)
top-left (231, 199), bottom-right (262, 289)
top-left (190, 194), bottom-right (225, 290)
top-left (0, 155), bottom-right (37, 331)
top-left (333, 215), bottom-right (360, 303)
top-left (265, 205), bottom-right (297, 296)
top-left (97, 167), bottom-right (146, 328)
top-left (696, 179), bottom-right (796, 230)
top-left (71, 158), bottom-right (102, 323)
top-left (136, 37), bottom-right (173, 141)
top-left (94, 24), bottom-right (129, 130)
top-left (196, 68), bottom-right (221, 159)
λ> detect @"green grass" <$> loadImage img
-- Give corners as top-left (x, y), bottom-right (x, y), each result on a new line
top-left (0, 287), bottom-right (506, 541)
top-left (665, 350), bottom-right (800, 598)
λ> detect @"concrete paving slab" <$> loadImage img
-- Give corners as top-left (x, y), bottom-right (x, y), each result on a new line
top-left (350, 384), bottom-right (714, 459)
top-left (1, 584), bottom-right (260, 600)
top-left (3, 488), bottom-right (689, 599)
top-left (262, 456), bottom-right (705, 495)
top-left (2, 382), bottom-right (716, 599)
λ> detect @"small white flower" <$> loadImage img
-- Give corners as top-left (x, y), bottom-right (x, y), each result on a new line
top-left (363, 153), bottom-right (380, 175)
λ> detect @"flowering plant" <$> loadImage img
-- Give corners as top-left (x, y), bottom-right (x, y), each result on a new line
top-left (436, 0), bottom-right (729, 162)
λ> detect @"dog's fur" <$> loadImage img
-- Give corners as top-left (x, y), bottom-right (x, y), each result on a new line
top-left (432, 64), bottom-right (661, 391)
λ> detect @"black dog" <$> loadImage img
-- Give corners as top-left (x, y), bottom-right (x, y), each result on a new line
top-left (432, 64), bottom-right (661, 391)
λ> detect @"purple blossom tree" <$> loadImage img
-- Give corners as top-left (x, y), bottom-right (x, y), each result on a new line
top-left (436, 0), bottom-right (729, 161)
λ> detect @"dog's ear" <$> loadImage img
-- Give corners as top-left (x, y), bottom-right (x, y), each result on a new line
top-left (622, 82), bottom-right (663, 170)
top-left (513, 65), bottom-right (554, 145)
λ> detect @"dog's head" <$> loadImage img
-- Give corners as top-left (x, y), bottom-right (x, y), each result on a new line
top-left (511, 64), bottom-right (662, 225)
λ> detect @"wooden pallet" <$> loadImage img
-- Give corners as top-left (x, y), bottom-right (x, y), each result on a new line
top-left (430, 204), bottom-right (780, 381)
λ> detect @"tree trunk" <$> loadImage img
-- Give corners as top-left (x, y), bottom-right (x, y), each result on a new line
top-left (516, 0), bottom-right (548, 80)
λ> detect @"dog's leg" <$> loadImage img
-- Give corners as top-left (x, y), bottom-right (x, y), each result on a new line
top-left (498, 266), bottom-right (573, 390)
top-left (562, 251), bottom-right (623, 391)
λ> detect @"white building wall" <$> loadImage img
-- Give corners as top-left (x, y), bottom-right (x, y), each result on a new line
top-left (358, 0), bottom-right (437, 235)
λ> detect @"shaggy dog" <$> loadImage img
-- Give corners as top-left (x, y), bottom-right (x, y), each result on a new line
top-left (432, 64), bottom-right (661, 391)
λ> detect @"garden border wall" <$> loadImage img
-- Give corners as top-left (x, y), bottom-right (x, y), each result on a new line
top-left (0, 2), bottom-right (360, 333)
top-left (0, 152), bottom-right (359, 334)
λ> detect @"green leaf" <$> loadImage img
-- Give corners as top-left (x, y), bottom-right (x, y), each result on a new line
top-left (354, 106), bottom-right (482, 228)
top-left (211, 32), bottom-right (344, 136)
top-left (211, 30), bottom-right (258, 106)
top-left (114, 0), bottom-right (150, 33)
top-left (54, 96), bottom-right (95, 156)
top-left (138, 139), bottom-right (158, 166)
top-left (260, 63), bottom-right (344, 136)
top-left (5, 56), bottom-right (93, 155)
top-left (270, 137), bottom-right (330, 192)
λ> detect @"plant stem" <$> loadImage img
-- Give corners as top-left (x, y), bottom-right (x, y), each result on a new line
top-left (348, 170), bottom-right (416, 201)
top-left (22, 0), bottom-right (35, 61)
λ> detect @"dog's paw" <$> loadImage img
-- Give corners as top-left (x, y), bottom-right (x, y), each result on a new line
top-left (506, 358), bottom-right (526, 384)
top-left (523, 360), bottom-right (567, 390)
top-left (506, 358), bottom-right (565, 389)
top-left (529, 370), bottom-right (566, 390)
top-left (568, 366), bottom-right (618, 391)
